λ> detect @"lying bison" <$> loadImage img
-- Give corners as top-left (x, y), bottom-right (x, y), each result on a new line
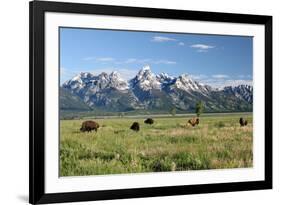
top-left (130, 122), bottom-right (140, 132)
top-left (80, 120), bottom-right (99, 132)
top-left (188, 117), bottom-right (199, 127)
top-left (144, 118), bottom-right (154, 125)
top-left (239, 117), bottom-right (248, 127)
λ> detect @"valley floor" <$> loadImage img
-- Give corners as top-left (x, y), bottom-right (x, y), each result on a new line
top-left (60, 113), bottom-right (253, 176)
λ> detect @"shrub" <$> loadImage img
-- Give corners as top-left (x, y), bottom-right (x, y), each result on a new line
top-left (150, 158), bottom-right (173, 172)
top-left (172, 152), bottom-right (210, 170)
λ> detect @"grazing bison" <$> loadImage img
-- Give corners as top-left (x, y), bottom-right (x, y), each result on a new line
top-left (188, 118), bottom-right (199, 127)
top-left (80, 120), bottom-right (99, 132)
top-left (130, 122), bottom-right (140, 132)
top-left (239, 117), bottom-right (248, 127)
top-left (144, 118), bottom-right (154, 125)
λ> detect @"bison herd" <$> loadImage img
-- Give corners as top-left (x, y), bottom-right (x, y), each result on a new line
top-left (79, 117), bottom-right (249, 133)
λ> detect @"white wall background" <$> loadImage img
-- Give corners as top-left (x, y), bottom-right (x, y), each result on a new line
top-left (0, 0), bottom-right (279, 204)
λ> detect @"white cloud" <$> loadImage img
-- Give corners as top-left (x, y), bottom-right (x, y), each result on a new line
top-left (120, 58), bottom-right (176, 65)
top-left (154, 60), bottom-right (177, 65)
top-left (190, 44), bottom-right (215, 52)
top-left (212, 74), bottom-right (229, 79)
top-left (124, 58), bottom-right (137, 63)
top-left (223, 79), bottom-right (253, 87)
top-left (178, 42), bottom-right (185, 46)
top-left (199, 78), bottom-right (252, 89)
top-left (190, 44), bottom-right (215, 49)
top-left (189, 74), bottom-right (208, 80)
top-left (61, 67), bottom-right (138, 82)
top-left (238, 74), bottom-right (252, 79)
top-left (151, 36), bottom-right (177, 42)
top-left (84, 57), bottom-right (176, 65)
top-left (213, 79), bottom-right (252, 89)
top-left (187, 73), bottom-right (252, 88)
top-left (136, 59), bottom-right (151, 64)
top-left (95, 57), bottom-right (115, 62)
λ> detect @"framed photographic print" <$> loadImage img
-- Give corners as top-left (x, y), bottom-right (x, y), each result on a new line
top-left (29, 0), bottom-right (272, 204)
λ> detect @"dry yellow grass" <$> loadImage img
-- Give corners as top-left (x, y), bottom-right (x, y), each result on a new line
top-left (60, 114), bottom-right (253, 176)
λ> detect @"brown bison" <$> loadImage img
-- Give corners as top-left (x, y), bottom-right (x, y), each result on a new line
top-left (239, 117), bottom-right (248, 127)
top-left (130, 122), bottom-right (140, 132)
top-left (144, 118), bottom-right (154, 125)
top-left (80, 120), bottom-right (99, 132)
top-left (188, 117), bottom-right (199, 127)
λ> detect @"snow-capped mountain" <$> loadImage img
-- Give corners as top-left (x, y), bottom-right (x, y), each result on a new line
top-left (63, 71), bottom-right (140, 111)
top-left (63, 71), bottom-right (129, 93)
top-left (171, 74), bottom-right (211, 94)
top-left (129, 65), bottom-right (161, 91)
top-left (156, 72), bottom-right (175, 85)
top-left (61, 66), bottom-right (253, 113)
top-left (222, 84), bottom-right (253, 103)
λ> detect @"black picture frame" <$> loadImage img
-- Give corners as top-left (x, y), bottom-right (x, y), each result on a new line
top-left (29, 0), bottom-right (272, 204)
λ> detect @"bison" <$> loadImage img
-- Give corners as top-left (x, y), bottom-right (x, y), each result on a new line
top-left (188, 117), bottom-right (199, 127)
top-left (130, 122), bottom-right (140, 132)
top-left (239, 117), bottom-right (248, 127)
top-left (144, 118), bottom-right (154, 125)
top-left (80, 120), bottom-right (100, 132)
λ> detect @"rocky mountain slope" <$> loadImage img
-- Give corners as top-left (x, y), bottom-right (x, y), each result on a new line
top-left (61, 66), bottom-right (253, 113)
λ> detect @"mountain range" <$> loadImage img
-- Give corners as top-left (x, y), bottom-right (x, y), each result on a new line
top-left (61, 66), bottom-right (253, 113)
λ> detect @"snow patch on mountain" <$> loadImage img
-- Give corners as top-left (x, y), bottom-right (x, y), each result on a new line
top-left (63, 70), bottom-right (129, 93)
top-left (130, 65), bottom-right (161, 91)
top-left (222, 84), bottom-right (253, 103)
top-left (61, 66), bottom-right (253, 112)
top-left (108, 71), bottom-right (129, 90)
top-left (166, 73), bottom-right (210, 95)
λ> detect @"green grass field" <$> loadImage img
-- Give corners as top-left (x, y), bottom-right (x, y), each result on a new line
top-left (60, 113), bottom-right (253, 176)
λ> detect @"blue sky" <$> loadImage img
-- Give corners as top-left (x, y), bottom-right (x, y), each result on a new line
top-left (60, 27), bottom-right (253, 88)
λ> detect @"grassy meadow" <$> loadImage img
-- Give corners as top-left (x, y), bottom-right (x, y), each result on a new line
top-left (60, 113), bottom-right (253, 176)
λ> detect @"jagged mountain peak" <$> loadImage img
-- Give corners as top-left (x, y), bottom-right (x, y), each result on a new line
top-left (223, 84), bottom-right (253, 103)
top-left (79, 72), bottom-right (95, 78)
top-left (61, 66), bottom-right (253, 113)
top-left (64, 67), bottom-right (214, 95)
top-left (110, 70), bottom-right (120, 77)
top-left (63, 70), bottom-right (129, 92)
top-left (136, 65), bottom-right (154, 79)
top-left (107, 71), bottom-right (128, 90)
top-left (69, 72), bottom-right (94, 84)
top-left (141, 65), bottom-right (151, 71)
top-left (237, 84), bottom-right (253, 91)
top-left (224, 84), bottom-right (253, 91)
top-left (173, 73), bottom-right (203, 92)
top-left (131, 65), bottom-right (161, 91)
top-left (156, 72), bottom-right (175, 83)
top-left (98, 72), bottom-right (109, 78)
top-left (179, 73), bottom-right (191, 79)
top-left (109, 71), bottom-right (125, 81)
